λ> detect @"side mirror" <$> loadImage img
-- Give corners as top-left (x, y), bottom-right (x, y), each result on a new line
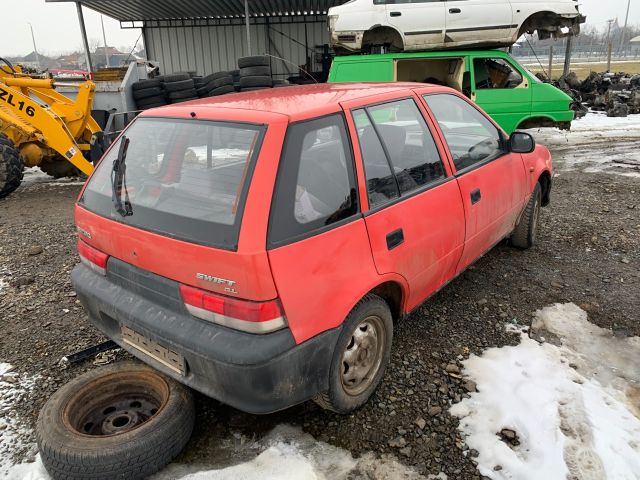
top-left (509, 132), bottom-right (536, 154)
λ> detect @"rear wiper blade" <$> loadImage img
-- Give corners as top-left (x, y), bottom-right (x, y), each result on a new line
top-left (111, 136), bottom-right (133, 217)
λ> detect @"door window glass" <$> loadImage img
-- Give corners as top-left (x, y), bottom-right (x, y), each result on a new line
top-left (269, 114), bottom-right (358, 246)
top-left (363, 99), bottom-right (445, 196)
top-left (474, 58), bottom-right (523, 89)
top-left (424, 94), bottom-right (505, 171)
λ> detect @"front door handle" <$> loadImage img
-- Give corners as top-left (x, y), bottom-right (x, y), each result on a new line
top-left (386, 229), bottom-right (404, 250)
top-left (390, 11), bottom-right (402, 17)
top-left (449, 8), bottom-right (461, 13)
top-left (470, 188), bottom-right (482, 204)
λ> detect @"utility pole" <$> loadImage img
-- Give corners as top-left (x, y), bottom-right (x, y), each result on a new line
top-left (27, 23), bottom-right (40, 69)
top-left (606, 18), bottom-right (615, 61)
top-left (619, 0), bottom-right (631, 56)
top-left (100, 15), bottom-right (111, 67)
top-left (244, 0), bottom-right (251, 56)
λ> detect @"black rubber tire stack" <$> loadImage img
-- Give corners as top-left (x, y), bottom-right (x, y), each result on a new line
top-left (0, 133), bottom-right (24, 199)
top-left (238, 56), bottom-right (273, 91)
top-left (199, 72), bottom-right (235, 97)
top-left (164, 75), bottom-right (198, 104)
top-left (132, 78), bottom-right (167, 111)
top-left (230, 69), bottom-right (241, 91)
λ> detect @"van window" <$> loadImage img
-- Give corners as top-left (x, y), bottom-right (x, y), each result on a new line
top-left (473, 58), bottom-right (523, 89)
top-left (424, 94), bottom-right (505, 171)
top-left (269, 114), bottom-right (359, 246)
top-left (80, 118), bottom-right (264, 250)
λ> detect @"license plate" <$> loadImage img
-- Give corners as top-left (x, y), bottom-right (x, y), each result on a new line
top-left (121, 326), bottom-right (186, 376)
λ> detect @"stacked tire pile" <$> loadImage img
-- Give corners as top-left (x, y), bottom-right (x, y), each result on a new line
top-left (238, 56), bottom-right (273, 91)
top-left (131, 78), bottom-right (166, 111)
top-left (161, 73), bottom-right (199, 104)
top-left (194, 72), bottom-right (236, 97)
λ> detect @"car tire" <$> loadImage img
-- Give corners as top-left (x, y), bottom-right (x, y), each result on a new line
top-left (239, 75), bottom-right (273, 88)
top-left (203, 71), bottom-right (231, 83)
top-left (238, 55), bottom-right (270, 69)
top-left (314, 294), bottom-right (393, 414)
top-left (168, 88), bottom-right (198, 100)
top-left (209, 85), bottom-right (236, 96)
top-left (136, 95), bottom-right (167, 108)
top-left (164, 79), bottom-right (195, 92)
top-left (240, 87), bottom-right (272, 92)
top-left (210, 75), bottom-right (234, 88)
top-left (0, 137), bottom-right (24, 199)
top-left (37, 361), bottom-right (195, 480)
top-left (196, 85), bottom-right (211, 97)
top-left (131, 78), bottom-right (162, 91)
top-left (240, 65), bottom-right (271, 77)
top-left (159, 73), bottom-right (190, 83)
top-left (132, 86), bottom-right (163, 100)
top-left (170, 96), bottom-right (198, 104)
top-left (511, 182), bottom-right (542, 249)
top-left (140, 102), bottom-right (167, 110)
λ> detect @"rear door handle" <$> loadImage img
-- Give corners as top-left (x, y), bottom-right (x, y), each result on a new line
top-left (390, 11), bottom-right (402, 17)
top-left (471, 188), bottom-right (482, 204)
top-left (449, 8), bottom-right (461, 13)
top-left (386, 229), bottom-right (404, 250)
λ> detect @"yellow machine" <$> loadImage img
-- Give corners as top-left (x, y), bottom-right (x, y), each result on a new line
top-left (0, 58), bottom-right (100, 198)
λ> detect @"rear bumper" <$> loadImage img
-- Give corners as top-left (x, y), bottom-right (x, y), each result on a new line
top-left (72, 262), bottom-right (341, 414)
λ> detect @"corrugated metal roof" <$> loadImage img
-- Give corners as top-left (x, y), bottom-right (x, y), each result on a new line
top-left (46, 0), bottom-right (345, 22)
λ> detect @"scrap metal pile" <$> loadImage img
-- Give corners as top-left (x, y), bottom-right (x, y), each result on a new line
top-left (548, 71), bottom-right (640, 118)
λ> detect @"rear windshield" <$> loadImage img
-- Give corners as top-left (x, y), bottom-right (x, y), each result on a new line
top-left (80, 117), bottom-right (265, 250)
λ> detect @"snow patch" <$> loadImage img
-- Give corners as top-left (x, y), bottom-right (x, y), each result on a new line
top-left (450, 303), bottom-right (640, 480)
top-left (0, 364), bottom-right (40, 476)
top-left (20, 167), bottom-right (85, 187)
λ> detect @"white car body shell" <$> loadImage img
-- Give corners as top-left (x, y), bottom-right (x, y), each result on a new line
top-left (328, 0), bottom-right (584, 53)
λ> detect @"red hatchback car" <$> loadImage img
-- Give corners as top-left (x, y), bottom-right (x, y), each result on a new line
top-left (73, 83), bottom-right (552, 414)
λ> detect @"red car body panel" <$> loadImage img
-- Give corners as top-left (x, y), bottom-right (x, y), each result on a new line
top-left (76, 83), bottom-right (552, 346)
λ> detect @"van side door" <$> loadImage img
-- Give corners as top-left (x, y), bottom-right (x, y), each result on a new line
top-left (344, 96), bottom-right (465, 312)
top-left (471, 54), bottom-right (533, 134)
top-left (444, 0), bottom-right (512, 46)
top-left (421, 92), bottom-right (528, 274)
top-left (380, 0), bottom-right (446, 49)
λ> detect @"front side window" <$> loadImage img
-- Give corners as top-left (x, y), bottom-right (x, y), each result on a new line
top-left (474, 58), bottom-right (523, 89)
top-left (269, 114), bottom-right (358, 246)
top-left (424, 94), bottom-right (505, 172)
top-left (354, 98), bottom-right (445, 208)
top-left (80, 117), bottom-right (264, 250)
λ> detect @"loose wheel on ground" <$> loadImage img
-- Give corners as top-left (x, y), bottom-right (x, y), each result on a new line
top-left (511, 182), bottom-right (542, 249)
top-left (314, 294), bottom-right (393, 414)
top-left (37, 361), bottom-right (195, 480)
top-left (0, 135), bottom-right (24, 199)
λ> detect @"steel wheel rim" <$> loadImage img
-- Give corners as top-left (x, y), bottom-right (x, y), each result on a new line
top-left (340, 315), bottom-right (386, 396)
top-left (63, 370), bottom-right (169, 437)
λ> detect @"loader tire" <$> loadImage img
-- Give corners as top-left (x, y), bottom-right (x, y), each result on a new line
top-left (37, 361), bottom-right (195, 480)
top-left (0, 140), bottom-right (24, 199)
top-left (238, 55), bottom-right (270, 68)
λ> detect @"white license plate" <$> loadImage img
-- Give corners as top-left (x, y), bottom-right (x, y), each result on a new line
top-left (121, 326), bottom-right (186, 376)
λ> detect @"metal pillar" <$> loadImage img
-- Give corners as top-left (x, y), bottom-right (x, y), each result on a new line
top-left (244, 0), bottom-right (251, 56)
top-left (101, 15), bottom-right (111, 67)
top-left (619, 0), bottom-right (631, 56)
top-left (563, 35), bottom-right (573, 77)
top-left (76, 2), bottom-right (93, 73)
top-left (27, 23), bottom-right (40, 69)
top-left (548, 45), bottom-right (554, 81)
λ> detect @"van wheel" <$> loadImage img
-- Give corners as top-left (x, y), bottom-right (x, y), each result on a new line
top-left (511, 182), bottom-right (541, 249)
top-left (314, 294), bottom-right (393, 414)
top-left (37, 361), bottom-right (195, 480)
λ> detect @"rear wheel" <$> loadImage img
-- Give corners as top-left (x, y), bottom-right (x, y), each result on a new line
top-left (314, 294), bottom-right (393, 414)
top-left (37, 361), bottom-right (195, 480)
top-left (0, 135), bottom-right (24, 199)
top-left (511, 182), bottom-right (542, 249)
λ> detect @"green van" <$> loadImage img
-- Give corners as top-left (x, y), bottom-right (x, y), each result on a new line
top-left (328, 50), bottom-right (574, 134)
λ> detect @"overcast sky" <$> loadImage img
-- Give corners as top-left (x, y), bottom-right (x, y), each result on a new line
top-left (2, 0), bottom-right (639, 57)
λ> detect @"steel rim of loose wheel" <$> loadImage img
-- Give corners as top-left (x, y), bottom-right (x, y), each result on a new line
top-left (341, 315), bottom-right (386, 396)
top-left (63, 371), bottom-right (169, 437)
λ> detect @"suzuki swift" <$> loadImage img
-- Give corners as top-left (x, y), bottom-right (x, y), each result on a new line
top-left (73, 83), bottom-right (553, 414)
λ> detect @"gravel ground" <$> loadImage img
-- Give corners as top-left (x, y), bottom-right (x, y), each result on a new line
top-left (0, 134), bottom-right (638, 478)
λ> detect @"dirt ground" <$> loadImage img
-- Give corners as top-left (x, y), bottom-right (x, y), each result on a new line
top-left (0, 123), bottom-right (639, 478)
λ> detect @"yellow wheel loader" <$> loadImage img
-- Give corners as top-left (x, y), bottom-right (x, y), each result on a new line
top-left (0, 58), bottom-right (101, 198)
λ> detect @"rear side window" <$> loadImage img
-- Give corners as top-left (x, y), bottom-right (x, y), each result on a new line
top-left (353, 99), bottom-right (445, 208)
top-left (269, 114), bottom-right (359, 246)
top-left (424, 94), bottom-right (505, 172)
top-left (80, 117), bottom-right (264, 250)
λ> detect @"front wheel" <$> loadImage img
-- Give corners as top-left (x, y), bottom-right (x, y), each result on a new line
top-left (314, 294), bottom-right (393, 414)
top-left (511, 182), bottom-right (542, 249)
top-left (0, 134), bottom-right (24, 199)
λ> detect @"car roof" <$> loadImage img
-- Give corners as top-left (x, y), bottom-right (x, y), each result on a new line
top-left (332, 49), bottom-right (511, 62)
top-left (143, 82), bottom-right (445, 122)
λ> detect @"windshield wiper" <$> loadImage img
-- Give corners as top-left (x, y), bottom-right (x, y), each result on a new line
top-left (111, 136), bottom-right (133, 217)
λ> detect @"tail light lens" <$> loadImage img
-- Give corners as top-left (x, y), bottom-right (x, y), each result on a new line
top-left (77, 239), bottom-right (108, 275)
top-left (180, 285), bottom-right (287, 334)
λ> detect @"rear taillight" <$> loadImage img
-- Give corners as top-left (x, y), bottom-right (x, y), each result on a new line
top-left (180, 285), bottom-right (287, 334)
top-left (77, 239), bottom-right (108, 275)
